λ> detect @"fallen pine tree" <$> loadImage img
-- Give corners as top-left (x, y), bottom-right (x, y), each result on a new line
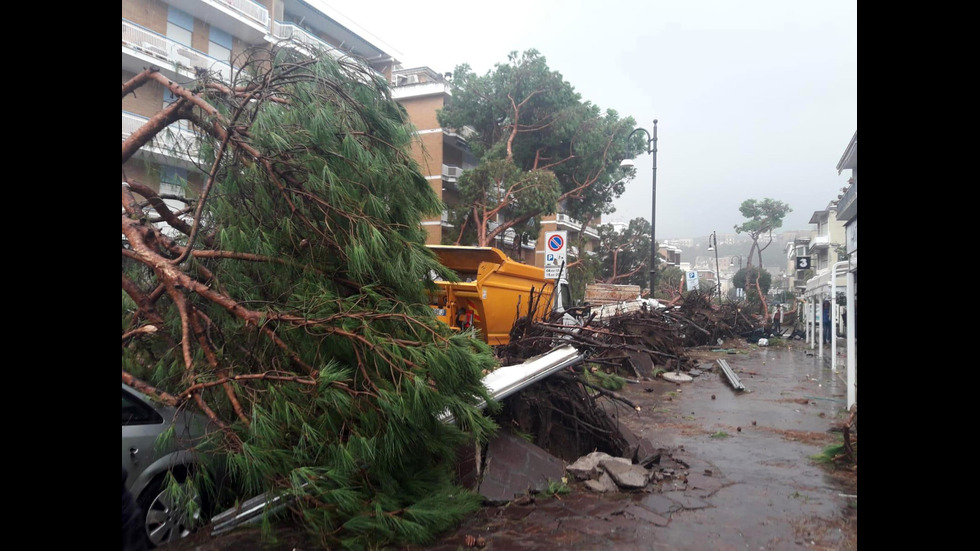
top-left (122, 45), bottom-right (501, 548)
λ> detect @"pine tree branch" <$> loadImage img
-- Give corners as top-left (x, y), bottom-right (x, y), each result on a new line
top-left (191, 311), bottom-right (250, 426)
top-left (124, 180), bottom-right (194, 235)
top-left (181, 372), bottom-right (318, 395)
top-left (122, 370), bottom-right (179, 406)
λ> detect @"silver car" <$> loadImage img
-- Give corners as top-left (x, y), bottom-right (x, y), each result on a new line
top-left (121, 384), bottom-right (211, 547)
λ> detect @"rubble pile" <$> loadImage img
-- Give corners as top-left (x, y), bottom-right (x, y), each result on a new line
top-left (482, 291), bottom-right (761, 464)
top-left (566, 450), bottom-right (692, 494)
top-left (500, 289), bottom-right (754, 378)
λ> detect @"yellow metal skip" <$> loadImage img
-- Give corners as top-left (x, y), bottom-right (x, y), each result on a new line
top-left (427, 245), bottom-right (556, 346)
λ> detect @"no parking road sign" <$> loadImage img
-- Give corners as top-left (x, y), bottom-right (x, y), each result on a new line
top-left (544, 231), bottom-right (567, 279)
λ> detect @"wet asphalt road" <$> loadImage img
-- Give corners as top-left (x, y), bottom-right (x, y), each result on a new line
top-left (423, 342), bottom-right (857, 551)
top-left (172, 341), bottom-right (857, 551)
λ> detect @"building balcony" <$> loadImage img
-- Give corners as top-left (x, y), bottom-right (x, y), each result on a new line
top-left (807, 234), bottom-right (831, 253)
top-left (123, 110), bottom-right (199, 166)
top-left (441, 164), bottom-right (464, 183)
top-left (440, 209), bottom-right (454, 228)
top-left (555, 213), bottom-right (580, 230)
top-left (268, 21), bottom-right (384, 79)
top-left (270, 21), bottom-right (339, 59)
top-left (500, 230), bottom-right (536, 250)
top-left (166, 0), bottom-right (269, 42)
top-left (837, 181), bottom-right (857, 222)
top-left (391, 81), bottom-right (452, 100)
top-left (123, 19), bottom-right (233, 82)
top-left (555, 213), bottom-right (600, 239)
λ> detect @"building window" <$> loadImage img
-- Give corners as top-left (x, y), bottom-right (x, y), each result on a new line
top-left (209, 27), bottom-right (233, 63)
top-left (167, 6), bottom-right (194, 47)
top-left (162, 89), bottom-right (188, 133)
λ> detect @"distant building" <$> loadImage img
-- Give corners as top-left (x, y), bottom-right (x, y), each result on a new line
top-left (661, 244), bottom-right (681, 267)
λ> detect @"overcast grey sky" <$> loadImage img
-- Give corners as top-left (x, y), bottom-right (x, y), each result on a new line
top-left (315, 0), bottom-right (857, 240)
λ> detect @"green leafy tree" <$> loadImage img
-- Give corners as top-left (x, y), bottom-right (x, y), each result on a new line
top-left (438, 50), bottom-right (637, 255)
top-left (122, 46), bottom-right (498, 548)
top-left (659, 265), bottom-right (686, 298)
top-left (597, 218), bottom-right (651, 289)
top-left (734, 199), bottom-right (791, 317)
top-left (733, 267), bottom-right (772, 295)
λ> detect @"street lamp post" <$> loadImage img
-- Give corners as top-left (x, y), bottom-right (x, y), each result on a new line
top-left (707, 231), bottom-right (721, 301)
top-left (627, 120), bottom-right (658, 296)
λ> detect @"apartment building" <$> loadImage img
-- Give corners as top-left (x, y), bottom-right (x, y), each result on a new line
top-left (123, 1), bottom-right (600, 268)
top-left (835, 130), bottom-right (856, 410)
top-left (388, 67), bottom-right (490, 250)
top-left (785, 236), bottom-right (812, 295)
top-left (122, 0), bottom-right (398, 216)
top-left (806, 203), bottom-right (846, 275)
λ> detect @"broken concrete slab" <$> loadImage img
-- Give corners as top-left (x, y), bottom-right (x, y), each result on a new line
top-left (615, 420), bottom-right (641, 461)
top-left (615, 420), bottom-right (664, 466)
top-left (583, 471), bottom-right (619, 493)
top-left (624, 504), bottom-right (670, 526)
top-left (685, 472), bottom-right (725, 495)
top-left (583, 499), bottom-right (631, 520)
top-left (477, 431), bottom-right (565, 503)
top-left (567, 451), bottom-right (629, 480)
top-left (635, 438), bottom-right (662, 467)
top-left (663, 491), bottom-right (711, 510)
top-left (638, 494), bottom-right (682, 516)
top-left (600, 459), bottom-right (649, 489)
top-left (626, 349), bottom-right (655, 378)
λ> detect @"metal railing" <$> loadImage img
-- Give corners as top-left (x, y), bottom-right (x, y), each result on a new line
top-left (556, 213), bottom-right (599, 239)
top-left (269, 21), bottom-right (385, 81)
top-left (556, 213), bottom-right (580, 230)
top-left (123, 19), bottom-right (232, 81)
top-left (122, 111), bottom-right (200, 158)
top-left (271, 21), bottom-right (339, 57)
top-left (210, 0), bottom-right (269, 26)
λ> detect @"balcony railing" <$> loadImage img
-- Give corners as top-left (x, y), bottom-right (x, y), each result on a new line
top-left (210, 0), bottom-right (269, 26)
top-left (123, 19), bottom-right (232, 81)
top-left (556, 213), bottom-right (581, 230)
top-left (271, 21), bottom-right (340, 58)
top-left (807, 234), bottom-right (830, 253)
top-left (122, 111), bottom-right (200, 159)
top-left (269, 21), bottom-right (385, 81)
top-left (837, 181), bottom-right (857, 221)
top-left (555, 213), bottom-right (599, 239)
